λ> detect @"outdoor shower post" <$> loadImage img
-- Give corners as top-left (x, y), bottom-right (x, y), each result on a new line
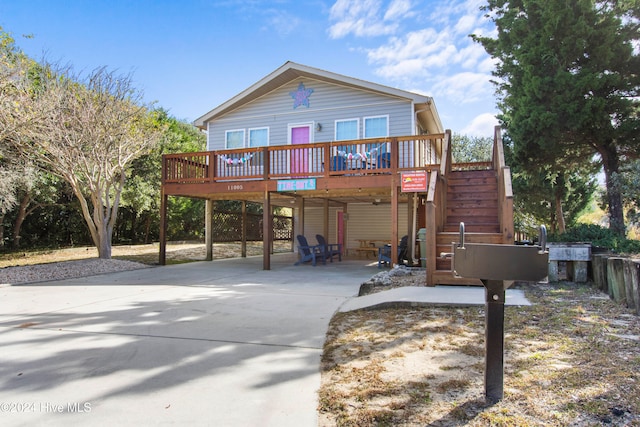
top-left (483, 279), bottom-right (506, 403)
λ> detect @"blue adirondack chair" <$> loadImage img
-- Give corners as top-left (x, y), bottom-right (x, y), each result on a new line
top-left (376, 152), bottom-right (391, 169)
top-left (294, 235), bottom-right (326, 266)
top-left (315, 234), bottom-right (342, 263)
top-left (331, 155), bottom-right (347, 172)
top-left (378, 235), bottom-right (410, 268)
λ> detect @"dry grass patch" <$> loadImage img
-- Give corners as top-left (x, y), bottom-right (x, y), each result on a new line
top-left (0, 241), bottom-right (292, 268)
top-left (318, 282), bottom-right (640, 426)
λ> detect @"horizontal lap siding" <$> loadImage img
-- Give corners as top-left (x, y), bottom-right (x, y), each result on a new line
top-left (346, 204), bottom-right (408, 251)
top-left (207, 77), bottom-right (414, 151)
top-left (302, 207), bottom-right (338, 244)
top-left (303, 204), bottom-right (408, 252)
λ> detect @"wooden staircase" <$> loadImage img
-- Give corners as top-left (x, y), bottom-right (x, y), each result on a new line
top-left (432, 169), bottom-right (506, 285)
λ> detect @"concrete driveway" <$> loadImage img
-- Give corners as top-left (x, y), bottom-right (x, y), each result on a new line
top-left (0, 254), bottom-right (376, 426)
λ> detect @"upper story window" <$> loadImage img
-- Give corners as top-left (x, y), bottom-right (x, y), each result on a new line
top-left (248, 127), bottom-right (269, 166)
top-left (364, 116), bottom-right (390, 162)
top-left (248, 127), bottom-right (269, 148)
top-left (364, 115), bottom-right (389, 138)
top-left (335, 118), bottom-right (359, 141)
top-left (225, 129), bottom-right (245, 149)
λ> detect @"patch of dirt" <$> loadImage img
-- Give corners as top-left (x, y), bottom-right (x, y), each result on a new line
top-left (358, 265), bottom-right (426, 296)
top-left (318, 280), bottom-right (640, 426)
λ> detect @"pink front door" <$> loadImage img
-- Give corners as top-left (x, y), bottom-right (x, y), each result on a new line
top-left (291, 126), bottom-right (310, 175)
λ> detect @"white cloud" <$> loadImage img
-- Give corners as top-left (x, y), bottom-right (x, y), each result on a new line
top-left (431, 72), bottom-right (492, 104)
top-left (328, 0), bottom-right (397, 38)
top-left (359, 0), bottom-right (495, 85)
top-left (461, 112), bottom-right (500, 137)
top-left (384, 0), bottom-right (414, 21)
top-left (454, 13), bottom-right (477, 35)
top-left (328, 0), bottom-right (417, 38)
top-left (366, 28), bottom-right (457, 78)
top-left (263, 9), bottom-right (302, 37)
top-left (366, 30), bottom-right (492, 90)
top-left (456, 43), bottom-right (487, 70)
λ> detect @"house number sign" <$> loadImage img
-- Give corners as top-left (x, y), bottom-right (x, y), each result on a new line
top-left (277, 179), bottom-right (316, 192)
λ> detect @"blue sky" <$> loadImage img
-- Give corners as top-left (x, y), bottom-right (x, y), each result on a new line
top-left (0, 0), bottom-right (499, 137)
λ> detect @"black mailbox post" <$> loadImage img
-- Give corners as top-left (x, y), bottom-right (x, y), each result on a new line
top-left (448, 223), bottom-right (549, 403)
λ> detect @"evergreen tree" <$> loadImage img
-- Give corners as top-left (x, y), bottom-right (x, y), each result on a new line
top-left (474, 0), bottom-right (640, 236)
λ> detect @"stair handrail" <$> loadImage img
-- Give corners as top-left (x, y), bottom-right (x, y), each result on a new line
top-left (426, 129), bottom-right (452, 286)
top-left (425, 169), bottom-right (439, 286)
top-left (439, 129), bottom-right (452, 178)
top-left (493, 126), bottom-right (514, 243)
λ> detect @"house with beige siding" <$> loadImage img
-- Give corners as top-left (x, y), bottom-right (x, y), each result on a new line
top-left (161, 61), bottom-right (514, 285)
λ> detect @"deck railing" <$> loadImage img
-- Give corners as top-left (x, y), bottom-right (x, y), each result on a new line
top-left (162, 134), bottom-right (445, 184)
top-left (493, 126), bottom-right (514, 243)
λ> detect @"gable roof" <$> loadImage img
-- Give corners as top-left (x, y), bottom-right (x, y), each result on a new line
top-left (194, 61), bottom-right (443, 133)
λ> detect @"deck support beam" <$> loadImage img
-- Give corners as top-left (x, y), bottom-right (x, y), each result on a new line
top-left (391, 177), bottom-right (398, 266)
top-left (159, 191), bottom-right (167, 266)
top-left (295, 197), bottom-right (304, 252)
top-left (241, 201), bottom-right (247, 257)
top-left (323, 199), bottom-right (329, 241)
top-left (263, 191), bottom-right (272, 270)
top-left (205, 199), bottom-right (213, 261)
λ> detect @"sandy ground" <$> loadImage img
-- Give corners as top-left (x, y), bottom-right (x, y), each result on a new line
top-left (0, 241), bottom-right (293, 268)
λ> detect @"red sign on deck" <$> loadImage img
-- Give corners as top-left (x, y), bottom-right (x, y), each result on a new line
top-left (401, 171), bottom-right (428, 192)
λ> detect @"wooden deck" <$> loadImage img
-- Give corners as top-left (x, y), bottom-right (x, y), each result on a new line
top-left (162, 134), bottom-right (445, 201)
top-left (160, 128), bottom-right (514, 286)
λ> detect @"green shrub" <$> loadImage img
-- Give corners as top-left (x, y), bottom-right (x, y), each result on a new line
top-left (549, 224), bottom-right (640, 254)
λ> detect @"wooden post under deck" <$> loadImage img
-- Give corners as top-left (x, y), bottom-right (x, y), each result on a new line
top-left (263, 191), bottom-right (271, 270)
top-left (323, 199), bottom-right (329, 241)
top-left (205, 200), bottom-right (213, 261)
top-left (241, 201), bottom-right (247, 257)
top-left (159, 191), bottom-right (167, 266)
top-left (391, 177), bottom-right (398, 266)
top-left (297, 198), bottom-right (305, 255)
top-left (425, 201), bottom-right (437, 286)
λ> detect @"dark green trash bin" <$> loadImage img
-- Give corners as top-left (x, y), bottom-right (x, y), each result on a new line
top-left (418, 228), bottom-right (426, 267)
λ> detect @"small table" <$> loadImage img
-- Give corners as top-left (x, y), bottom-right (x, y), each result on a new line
top-left (355, 239), bottom-right (390, 258)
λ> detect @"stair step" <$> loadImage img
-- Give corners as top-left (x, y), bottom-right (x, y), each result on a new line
top-left (447, 214), bottom-right (499, 224)
top-left (447, 192), bottom-right (498, 203)
top-left (447, 182), bottom-right (498, 195)
top-left (447, 201), bottom-right (498, 216)
top-left (444, 223), bottom-right (500, 233)
top-left (449, 170), bottom-right (496, 179)
top-left (448, 173), bottom-right (497, 183)
top-left (436, 232), bottom-right (505, 245)
top-left (446, 207), bottom-right (498, 217)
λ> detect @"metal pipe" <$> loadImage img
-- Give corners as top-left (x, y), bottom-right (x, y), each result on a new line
top-left (539, 224), bottom-right (547, 253)
top-left (459, 222), bottom-right (465, 248)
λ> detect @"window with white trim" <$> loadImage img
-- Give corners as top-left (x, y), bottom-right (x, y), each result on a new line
top-left (335, 118), bottom-right (359, 154)
top-left (225, 129), bottom-right (245, 149)
top-left (249, 127), bottom-right (269, 166)
top-left (335, 119), bottom-right (359, 141)
top-left (363, 115), bottom-right (390, 166)
top-left (364, 115), bottom-right (388, 138)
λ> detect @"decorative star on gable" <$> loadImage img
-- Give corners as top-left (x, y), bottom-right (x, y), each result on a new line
top-left (289, 82), bottom-right (314, 109)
